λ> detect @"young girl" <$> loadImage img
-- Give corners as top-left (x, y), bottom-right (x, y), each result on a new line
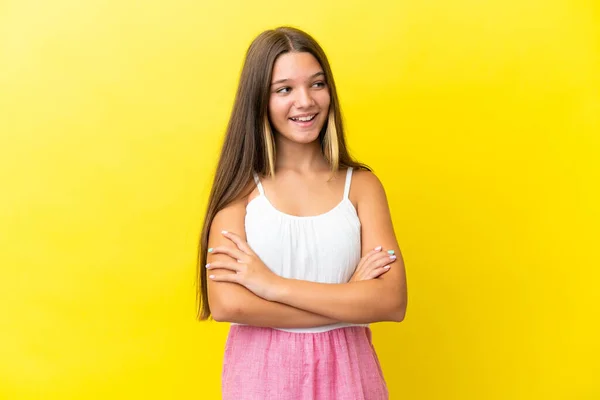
top-left (198, 26), bottom-right (407, 400)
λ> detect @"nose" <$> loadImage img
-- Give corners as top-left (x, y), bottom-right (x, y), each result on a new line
top-left (294, 88), bottom-right (315, 108)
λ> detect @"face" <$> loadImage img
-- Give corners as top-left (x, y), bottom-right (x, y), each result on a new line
top-left (268, 52), bottom-right (331, 144)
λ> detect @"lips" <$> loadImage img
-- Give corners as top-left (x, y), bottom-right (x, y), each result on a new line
top-left (288, 113), bottom-right (319, 128)
top-left (289, 114), bottom-right (317, 122)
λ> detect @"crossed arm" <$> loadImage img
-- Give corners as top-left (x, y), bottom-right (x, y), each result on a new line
top-left (206, 171), bottom-right (407, 327)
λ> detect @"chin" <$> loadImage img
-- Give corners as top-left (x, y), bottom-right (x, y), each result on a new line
top-left (287, 129), bottom-right (322, 144)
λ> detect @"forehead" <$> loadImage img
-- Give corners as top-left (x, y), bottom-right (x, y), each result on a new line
top-left (271, 52), bottom-right (323, 80)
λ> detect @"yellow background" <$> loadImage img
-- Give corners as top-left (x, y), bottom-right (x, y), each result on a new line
top-left (1, 0), bottom-right (599, 398)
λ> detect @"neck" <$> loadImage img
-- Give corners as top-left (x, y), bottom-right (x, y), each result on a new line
top-left (274, 134), bottom-right (330, 173)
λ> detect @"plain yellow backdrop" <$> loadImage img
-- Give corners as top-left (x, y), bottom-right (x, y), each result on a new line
top-left (1, 0), bottom-right (599, 399)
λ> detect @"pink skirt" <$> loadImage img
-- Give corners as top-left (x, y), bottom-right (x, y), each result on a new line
top-left (221, 325), bottom-right (389, 400)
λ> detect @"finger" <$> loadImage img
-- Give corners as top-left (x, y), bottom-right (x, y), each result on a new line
top-left (221, 231), bottom-right (254, 255)
top-left (208, 273), bottom-right (240, 283)
top-left (209, 245), bottom-right (246, 262)
top-left (363, 254), bottom-right (395, 276)
top-left (360, 246), bottom-right (384, 267)
top-left (353, 259), bottom-right (391, 281)
top-left (356, 245), bottom-right (383, 271)
top-left (352, 248), bottom-right (383, 282)
top-left (206, 260), bottom-right (243, 273)
top-left (362, 253), bottom-right (394, 275)
top-left (365, 253), bottom-right (397, 270)
top-left (367, 265), bottom-right (391, 279)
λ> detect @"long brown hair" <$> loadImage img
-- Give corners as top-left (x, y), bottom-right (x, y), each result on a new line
top-left (197, 26), bottom-right (370, 320)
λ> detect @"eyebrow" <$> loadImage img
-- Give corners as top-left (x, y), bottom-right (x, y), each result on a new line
top-left (271, 71), bottom-right (325, 86)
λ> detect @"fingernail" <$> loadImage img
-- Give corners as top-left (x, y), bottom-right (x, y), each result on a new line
top-left (375, 246), bottom-right (382, 251)
top-left (205, 263), bottom-right (210, 268)
top-left (208, 248), bottom-right (213, 253)
top-left (387, 250), bottom-right (395, 255)
top-left (384, 265), bottom-right (391, 270)
top-left (390, 255), bottom-right (397, 260)
top-left (222, 230), bottom-right (228, 234)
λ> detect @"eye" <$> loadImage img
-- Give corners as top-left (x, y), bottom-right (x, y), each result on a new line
top-left (276, 87), bottom-right (291, 94)
top-left (312, 81), bottom-right (326, 88)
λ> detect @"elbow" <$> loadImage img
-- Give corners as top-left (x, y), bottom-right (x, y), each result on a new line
top-left (210, 300), bottom-right (241, 323)
top-left (390, 307), bottom-right (406, 322)
top-left (210, 307), bottom-right (229, 323)
top-left (379, 280), bottom-right (407, 323)
top-left (388, 297), bottom-right (407, 323)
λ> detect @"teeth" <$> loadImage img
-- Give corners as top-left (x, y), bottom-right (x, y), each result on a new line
top-left (291, 114), bottom-right (315, 122)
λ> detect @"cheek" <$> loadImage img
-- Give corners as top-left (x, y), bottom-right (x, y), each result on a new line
top-left (269, 97), bottom-right (291, 121)
top-left (317, 90), bottom-right (331, 109)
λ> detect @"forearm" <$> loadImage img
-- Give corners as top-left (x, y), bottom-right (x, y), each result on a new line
top-left (274, 278), bottom-right (406, 324)
top-left (211, 281), bottom-right (339, 328)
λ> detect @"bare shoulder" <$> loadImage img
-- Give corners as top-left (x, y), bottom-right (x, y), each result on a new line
top-left (213, 197), bottom-right (246, 225)
top-left (350, 168), bottom-right (394, 230)
top-left (351, 169), bottom-right (399, 259)
top-left (212, 179), bottom-right (256, 230)
top-left (350, 169), bottom-right (388, 204)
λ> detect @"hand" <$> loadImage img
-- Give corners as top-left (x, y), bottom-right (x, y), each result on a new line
top-left (206, 230), bottom-right (284, 301)
top-left (349, 246), bottom-right (397, 282)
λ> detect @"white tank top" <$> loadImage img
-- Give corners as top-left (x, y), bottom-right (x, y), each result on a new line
top-left (236, 167), bottom-right (368, 333)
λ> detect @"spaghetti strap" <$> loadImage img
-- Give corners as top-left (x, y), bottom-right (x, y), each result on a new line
top-left (253, 172), bottom-right (265, 196)
top-left (343, 167), bottom-right (353, 199)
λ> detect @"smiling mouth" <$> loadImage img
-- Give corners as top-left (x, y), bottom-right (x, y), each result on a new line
top-left (289, 114), bottom-right (317, 122)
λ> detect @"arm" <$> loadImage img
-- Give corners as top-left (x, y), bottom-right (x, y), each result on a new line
top-left (272, 171), bottom-right (408, 323)
top-left (207, 197), bottom-right (340, 328)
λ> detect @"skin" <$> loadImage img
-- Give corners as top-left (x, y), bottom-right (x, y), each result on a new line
top-left (268, 51), bottom-right (330, 148)
top-left (206, 52), bottom-right (407, 326)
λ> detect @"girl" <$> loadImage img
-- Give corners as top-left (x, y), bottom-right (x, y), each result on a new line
top-left (197, 26), bottom-right (407, 400)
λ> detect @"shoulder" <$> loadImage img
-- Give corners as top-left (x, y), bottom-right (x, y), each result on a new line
top-left (212, 180), bottom-right (257, 226)
top-left (351, 169), bottom-right (387, 200)
top-left (348, 168), bottom-right (392, 219)
top-left (350, 169), bottom-right (395, 239)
